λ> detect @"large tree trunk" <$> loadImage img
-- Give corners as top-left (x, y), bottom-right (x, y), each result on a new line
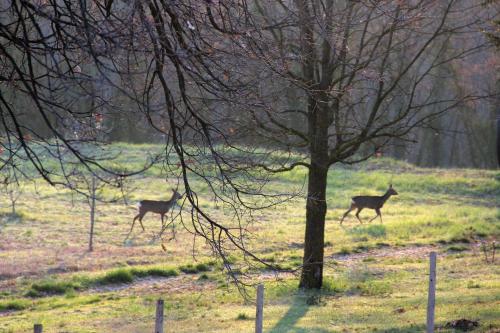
top-left (88, 176), bottom-right (96, 252)
top-left (299, 98), bottom-right (330, 289)
top-left (299, 163), bottom-right (328, 288)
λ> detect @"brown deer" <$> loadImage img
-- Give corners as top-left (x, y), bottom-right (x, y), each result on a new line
top-left (340, 185), bottom-right (398, 224)
top-left (129, 189), bottom-right (183, 234)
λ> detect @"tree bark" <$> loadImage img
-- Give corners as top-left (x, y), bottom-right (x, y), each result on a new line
top-left (299, 99), bottom-right (330, 289)
top-left (299, 163), bottom-right (328, 288)
top-left (88, 176), bottom-right (96, 252)
top-left (496, 116), bottom-right (500, 167)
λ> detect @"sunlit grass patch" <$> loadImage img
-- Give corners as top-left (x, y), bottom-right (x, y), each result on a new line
top-left (24, 265), bottom-right (181, 299)
top-left (0, 144), bottom-right (498, 332)
top-left (26, 281), bottom-right (82, 297)
top-left (179, 262), bottom-right (212, 274)
top-left (347, 224), bottom-right (387, 238)
top-left (130, 267), bottom-right (179, 278)
top-left (353, 280), bottom-right (392, 296)
top-left (86, 265), bottom-right (180, 285)
top-left (0, 299), bottom-right (30, 312)
top-left (322, 277), bottom-right (349, 294)
top-left (98, 269), bottom-right (134, 285)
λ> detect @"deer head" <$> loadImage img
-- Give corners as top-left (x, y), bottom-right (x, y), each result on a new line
top-left (171, 188), bottom-right (183, 201)
top-left (387, 184), bottom-right (398, 196)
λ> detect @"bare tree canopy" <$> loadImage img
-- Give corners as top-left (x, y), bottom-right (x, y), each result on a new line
top-left (0, 0), bottom-right (496, 290)
top-left (0, 0), bottom-right (287, 292)
top-left (205, 0), bottom-right (494, 288)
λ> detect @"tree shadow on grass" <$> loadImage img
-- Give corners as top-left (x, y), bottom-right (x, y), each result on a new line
top-left (0, 212), bottom-right (23, 224)
top-left (268, 295), bottom-right (338, 333)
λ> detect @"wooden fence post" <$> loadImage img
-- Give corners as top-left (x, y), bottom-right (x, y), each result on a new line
top-left (427, 252), bottom-right (437, 333)
top-left (34, 324), bottom-right (42, 333)
top-left (155, 299), bottom-right (164, 333)
top-left (255, 284), bottom-right (264, 333)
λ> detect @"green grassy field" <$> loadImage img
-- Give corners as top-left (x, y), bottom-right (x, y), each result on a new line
top-left (0, 144), bottom-right (499, 332)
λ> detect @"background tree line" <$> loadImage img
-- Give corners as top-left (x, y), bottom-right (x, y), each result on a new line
top-left (2, 1), bottom-right (497, 168)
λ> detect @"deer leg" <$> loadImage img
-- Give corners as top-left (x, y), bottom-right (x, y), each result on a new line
top-left (130, 215), bottom-right (139, 233)
top-left (137, 212), bottom-right (146, 231)
top-left (127, 214), bottom-right (141, 239)
top-left (355, 208), bottom-right (363, 223)
top-left (340, 204), bottom-right (355, 224)
top-left (369, 208), bottom-right (381, 223)
top-left (160, 214), bottom-right (166, 233)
